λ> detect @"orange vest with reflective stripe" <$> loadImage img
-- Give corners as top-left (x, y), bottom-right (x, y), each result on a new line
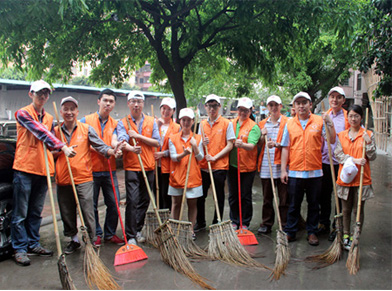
top-left (169, 132), bottom-right (202, 189)
top-left (199, 116), bottom-right (231, 170)
top-left (55, 122), bottom-right (93, 186)
top-left (13, 104), bottom-right (55, 176)
top-left (326, 108), bottom-right (350, 130)
top-left (336, 128), bottom-right (372, 186)
top-left (232, 117), bottom-right (258, 172)
top-left (257, 115), bottom-right (288, 170)
top-left (160, 120), bottom-right (180, 174)
top-left (84, 113), bottom-right (117, 172)
top-left (286, 114), bottom-right (323, 171)
top-left (122, 115), bottom-right (155, 171)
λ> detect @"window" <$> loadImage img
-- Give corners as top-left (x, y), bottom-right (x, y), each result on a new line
top-left (140, 78), bottom-right (144, 84)
top-left (341, 78), bottom-right (349, 86)
top-left (356, 74), bottom-right (362, 91)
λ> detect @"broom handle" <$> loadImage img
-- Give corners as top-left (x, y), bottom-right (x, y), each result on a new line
top-left (237, 146), bottom-right (243, 230)
top-left (356, 108), bottom-right (368, 223)
top-left (264, 135), bottom-right (283, 232)
top-left (152, 104), bottom-right (160, 208)
top-left (107, 160), bottom-right (128, 243)
top-left (200, 123), bottom-right (221, 223)
top-left (178, 113), bottom-right (198, 222)
top-left (321, 103), bottom-right (340, 215)
top-left (43, 143), bottom-right (63, 257)
top-left (125, 116), bottom-right (162, 226)
top-left (53, 102), bottom-right (86, 227)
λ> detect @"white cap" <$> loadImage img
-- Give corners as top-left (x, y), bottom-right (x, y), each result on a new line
top-left (160, 97), bottom-right (176, 109)
top-left (328, 86), bottom-right (346, 98)
top-left (340, 157), bottom-right (358, 184)
top-left (292, 92), bottom-right (312, 103)
top-left (267, 95), bottom-right (282, 105)
top-left (61, 96), bottom-right (78, 107)
top-left (179, 108), bottom-right (195, 119)
top-left (237, 97), bottom-right (253, 109)
top-left (205, 94), bottom-right (220, 105)
top-left (127, 91), bottom-right (145, 101)
top-left (30, 80), bottom-right (52, 93)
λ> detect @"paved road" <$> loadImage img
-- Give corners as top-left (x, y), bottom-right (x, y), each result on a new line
top-left (1, 150), bottom-right (391, 289)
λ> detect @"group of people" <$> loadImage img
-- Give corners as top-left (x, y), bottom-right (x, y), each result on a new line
top-left (10, 80), bottom-right (376, 268)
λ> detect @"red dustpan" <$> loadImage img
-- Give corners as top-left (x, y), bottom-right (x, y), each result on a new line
top-left (235, 147), bottom-right (258, 246)
top-left (108, 160), bottom-right (148, 266)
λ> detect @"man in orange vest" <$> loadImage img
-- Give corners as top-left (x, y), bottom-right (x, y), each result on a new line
top-left (257, 95), bottom-right (289, 234)
top-left (117, 91), bottom-right (160, 246)
top-left (280, 92), bottom-right (336, 246)
top-left (55, 97), bottom-right (121, 255)
top-left (195, 94), bottom-right (235, 232)
top-left (81, 89), bottom-right (126, 247)
top-left (11, 81), bottom-right (76, 266)
top-left (319, 86), bottom-right (349, 241)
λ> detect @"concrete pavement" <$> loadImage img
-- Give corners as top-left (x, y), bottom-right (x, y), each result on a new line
top-left (0, 150), bottom-right (391, 289)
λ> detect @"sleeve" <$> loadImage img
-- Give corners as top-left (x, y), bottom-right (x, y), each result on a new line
top-left (247, 124), bottom-right (261, 145)
top-left (169, 139), bottom-right (179, 162)
top-left (365, 133), bottom-right (377, 161)
top-left (117, 120), bottom-right (130, 142)
top-left (152, 121), bottom-right (161, 144)
top-left (280, 124), bottom-right (290, 147)
top-left (334, 137), bottom-right (350, 164)
top-left (88, 126), bottom-right (112, 158)
top-left (226, 122), bottom-right (236, 141)
top-left (195, 138), bottom-right (204, 161)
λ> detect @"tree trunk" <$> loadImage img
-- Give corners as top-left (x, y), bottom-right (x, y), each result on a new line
top-left (164, 69), bottom-right (187, 119)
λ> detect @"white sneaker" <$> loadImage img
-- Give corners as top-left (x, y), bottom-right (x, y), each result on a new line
top-left (136, 232), bottom-right (146, 243)
top-left (127, 238), bottom-right (137, 246)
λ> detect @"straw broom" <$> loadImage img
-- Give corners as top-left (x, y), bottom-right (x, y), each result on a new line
top-left (43, 144), bottom-right (76, 290)
top-left (264, 135), bottom-right (290, 280)
top-left (169, 113), bottom-right (209, 259)
top-left (124, 115), bottom-right (214, 289)
top-left (201, 125), bottom-right (269, 269)
top-left (346, 108), bottom-right (369, 275)
top-left (53, 102), bottom-right (120, 290)
top-left (306, 102), bottom-right (343, 268)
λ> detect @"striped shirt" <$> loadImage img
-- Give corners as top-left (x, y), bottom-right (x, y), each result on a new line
top-left (259, 116), bottom-right (281, 179)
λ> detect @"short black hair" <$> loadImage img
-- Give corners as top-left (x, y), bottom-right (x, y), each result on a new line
top-left (98, 89), bottom-right (116, 101)
top-left (348, 104), bottom-right (363, 118)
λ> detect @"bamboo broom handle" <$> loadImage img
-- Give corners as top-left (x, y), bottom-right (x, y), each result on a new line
top-left (125, 116), bottom-right (162, 226)
top-left (53, 102), bottom-right (86, 227)
top-left (43, 143), bottom-right (63, 257)
top-left (200, 123), bottom-right (222, 223)
top-left (321, 102), bottom-right (340, 215)
top-left (356, 108), bottom-right (368, 222)
top-left (264, 135), bottom-right (283, 232)
top-left (152, 104), bottom-right (160, 208)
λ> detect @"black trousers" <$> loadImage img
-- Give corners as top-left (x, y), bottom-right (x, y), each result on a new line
top-left (154, 167), bottom-right (171, 210)
top-left (197, 170), bottom-right (227, 225)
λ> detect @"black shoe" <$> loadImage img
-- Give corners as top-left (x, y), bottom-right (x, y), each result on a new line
top-left (328, 229), bottom-right (337, 241)
top-left (14, 252), bottom-right (31, 266)
top-left (193, 223), bottom-right (206, 233)
top-left (64, 241), bottom-right (81, 255)
top-left (257, 226), bottom-right (271, 234)
top-left (317, 224), bottom-right (330, 235)
top-left (27, 245), bottom-right (53, 257)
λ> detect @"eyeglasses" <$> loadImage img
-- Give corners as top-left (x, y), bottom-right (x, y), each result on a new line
top-left (129, 99), bottom-right (144, 104)
top-left (238, 108), bottom-right (250, 113)
top-left (34, 90), bottom-right (50, 97)
top-left (206, 104), bottom-right (219, 109)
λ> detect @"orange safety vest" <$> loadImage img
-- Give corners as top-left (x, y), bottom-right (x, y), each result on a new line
top-left (326, 108), bottom-right (350, 130)
top-left (232, 117), bottom-right (259, 172)
top-left (121, 115), bottom-right (156, 171)
top-left (199, 116), bottom-right (232, 170)
top-left (13, 104), bottom-right (55, 176)
top-left (84, 113), bottom-right (117, 172)
top-left (286, 114), bottom-right (324, 171)
top-left (336, 128), bottom-right (372, 186)
top-left (55, 122), bottom-right (93, 186)
top-left (257, 115), bottom-right (288, 170)
top-left (160, 120), bottom-right (180, 174)
top-left (169, 132), bottom-right (202, 189)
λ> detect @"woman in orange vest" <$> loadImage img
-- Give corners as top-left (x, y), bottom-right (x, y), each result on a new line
top-left (154, 98), bottom-right (180, 209)
top-left (334, 105), bottom-right (376, 250)
top-left (168, 108), bottom-right (204, 239)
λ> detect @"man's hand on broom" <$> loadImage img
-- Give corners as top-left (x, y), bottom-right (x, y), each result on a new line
top-left (61, 145), bottom-right (77, 158)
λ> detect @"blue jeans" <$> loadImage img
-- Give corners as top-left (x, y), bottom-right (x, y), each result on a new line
top-left (284, 177), bottom-right (322, 237)
top-left (93, 172), bottom-right (120, 239)
top-left (11, 171), bottom-right (47, 253)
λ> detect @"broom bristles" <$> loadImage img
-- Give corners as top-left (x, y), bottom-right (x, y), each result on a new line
top-left (208, 221), bottom-right (270, 270)
top-left (155, 222), bottom-right (215, 290)
top-left (58, 254), bottom-right (76, 290)
top-left (270, 230), bottom-right (290, 280)
top-left (346, 223), bottom-right (361, 275)
top-left (143, 209), bottom-right (170, 248)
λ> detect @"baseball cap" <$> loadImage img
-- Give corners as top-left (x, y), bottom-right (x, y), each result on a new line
top-left (205, 94), bottom-right (221, 105)
top-left (178, 108), bottom-right (195, 119)
top-left (30, 80), bottom-right (52, 93)
top-left (267, 95), bottom-right (282, 105)
top-left (160, 97), bottom-right (176, 109)
top-left (60, 96), bottom-right (79, 107)
top-left (127, 91), bottom-right (145, 101)
top-left (328, 86), bottom-right (346, 98)
top-left (292, 92), bottom-right (312, 103)
top-left (340, 157), bottom-right (358, 184)
top-left (237, 97), bottom-right (253, 109)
